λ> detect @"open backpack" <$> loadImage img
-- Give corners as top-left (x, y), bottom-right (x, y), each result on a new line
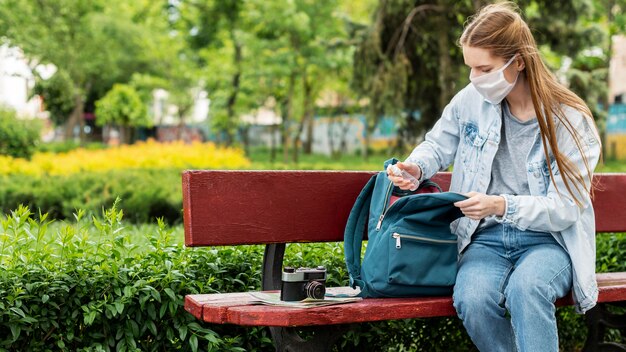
top-left (344, 158), bottom-right (467, 298)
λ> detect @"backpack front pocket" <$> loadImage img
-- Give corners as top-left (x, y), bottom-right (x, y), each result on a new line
top-left (387, 232), bottom-right (457, 287)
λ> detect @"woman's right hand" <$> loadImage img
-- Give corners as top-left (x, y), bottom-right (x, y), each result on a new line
top-left (386, 161), bottom-right (422, 190)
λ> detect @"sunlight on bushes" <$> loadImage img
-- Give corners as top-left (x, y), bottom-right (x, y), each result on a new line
top-left (0, 140), bottom-right (250, 176)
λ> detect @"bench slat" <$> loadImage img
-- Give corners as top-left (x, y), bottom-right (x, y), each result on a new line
top-left (183, 171), bottom-right (626, 246)
top-left (184, 272), bottom-right (626, 327)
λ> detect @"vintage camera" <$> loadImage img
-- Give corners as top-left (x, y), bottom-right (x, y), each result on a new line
top-left (280, 266), bottom-right (327, 301)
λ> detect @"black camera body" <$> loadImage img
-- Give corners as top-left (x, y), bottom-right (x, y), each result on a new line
top-left (280, 266), bottom-right (327, 301)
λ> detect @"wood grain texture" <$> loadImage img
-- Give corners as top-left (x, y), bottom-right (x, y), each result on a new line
top-left (183, 171), bottom-right (626, 246)
top-left (183, 273), bottom-right (626, 326)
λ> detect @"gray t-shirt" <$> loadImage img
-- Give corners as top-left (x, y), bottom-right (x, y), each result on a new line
top-left (478, 101), bottom-right (538, 231)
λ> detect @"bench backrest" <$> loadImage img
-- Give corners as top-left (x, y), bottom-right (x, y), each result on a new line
top-left (183, 171), bottom-right (626, 247)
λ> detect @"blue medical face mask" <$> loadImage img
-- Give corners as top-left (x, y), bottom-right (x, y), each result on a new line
top-left (470, 55), bottom-right (519, 104)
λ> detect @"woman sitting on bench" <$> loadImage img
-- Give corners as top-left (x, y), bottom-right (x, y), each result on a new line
top-left (388, 2), bottom-right (602, 351)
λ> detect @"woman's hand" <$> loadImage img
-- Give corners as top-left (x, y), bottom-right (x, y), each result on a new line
top-left (386, 162), bottom-right (422, 190)
top-left (453, 192), bottom-right (506, 220)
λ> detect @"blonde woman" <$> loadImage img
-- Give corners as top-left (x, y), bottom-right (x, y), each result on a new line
top-left (388, 2), bottom-right (601, 351)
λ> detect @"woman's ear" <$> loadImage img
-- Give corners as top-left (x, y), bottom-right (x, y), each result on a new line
top-left (516, 55), bottom-right (525, 71)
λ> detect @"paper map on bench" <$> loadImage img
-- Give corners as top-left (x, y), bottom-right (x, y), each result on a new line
top-left (249, 287), bottom-right (362, 308)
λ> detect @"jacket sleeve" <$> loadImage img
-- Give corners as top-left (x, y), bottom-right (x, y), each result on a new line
top-left (405, 93), bottom-right (462, 181)
top-left (495, 109), bottom-right (601, 232)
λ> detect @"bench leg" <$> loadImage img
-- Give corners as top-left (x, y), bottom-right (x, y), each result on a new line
top-left (269, 325), bottom-right (353, 352)
top-left (261, 244), bottom-right (353, 351)
top-left (262, 243), bottom-right (286, 291)
top-left (583, 302), bottom-right (626, 352)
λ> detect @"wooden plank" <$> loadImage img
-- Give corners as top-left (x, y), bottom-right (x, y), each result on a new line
top-left (224, 296), bottom-right (456, 327)
top-left (596, 272), bottom-right (626, 303)
top-left (592, 173), bottom-right (626, 232)
top-left (182, 171), bottom-right (452, 246)
top-left (184, 292), bottom-right (253, 322)
top-left (183, 170), bottom-right (375, 246)
top-left (183, 171), bottom-right (626, 246)
top-left (184, 273), bottom-right (626, 327)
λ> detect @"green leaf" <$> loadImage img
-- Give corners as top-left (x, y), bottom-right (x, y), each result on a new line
top-left (164, 288), bottom-right (176, 301)
top-left (178, 325), bottom-right (188, 340)
top-left (9, 307), bottom-right (26, 319)
top-left (147, 321), bottom-right (157, 336)
top-left (115, 302), bottom-right (124, 315)
top-left (9, 324), bottom-right (20, 341)
top-left (190, 334), bottom-right (198, 352)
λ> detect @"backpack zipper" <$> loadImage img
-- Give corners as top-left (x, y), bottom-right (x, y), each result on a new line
top-left (376, 179), bottom-right (442, 231)
top-left (392, 233), bottom-right (457, 249)
top-left (376, 181), bottom-right (395, 231)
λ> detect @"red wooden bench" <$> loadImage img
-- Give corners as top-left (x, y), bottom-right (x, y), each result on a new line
top-left (183, 170), bottom-right (626, 351)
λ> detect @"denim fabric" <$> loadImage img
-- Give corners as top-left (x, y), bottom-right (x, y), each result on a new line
top-left (453, 224), bottom-right (572, 352)
top-left (406, 84), bottom-right (601, 313)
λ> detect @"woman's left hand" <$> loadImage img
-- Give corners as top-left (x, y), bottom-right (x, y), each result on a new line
top-left (453, 192), bottom-right (506, 220)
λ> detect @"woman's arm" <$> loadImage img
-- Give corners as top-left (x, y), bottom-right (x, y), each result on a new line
top-left (405, 94), bottom-right (462, 181)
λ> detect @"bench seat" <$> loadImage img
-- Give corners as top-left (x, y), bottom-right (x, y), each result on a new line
top-left (186, 272), bottom-right (626, 327)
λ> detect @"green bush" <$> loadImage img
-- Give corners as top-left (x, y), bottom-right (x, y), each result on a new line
top-left (0, 107), bottom-right (41, 159)
top-left (0, 204), bottom-right (270, 351)
top-left (37, 141), bottom-right (106, 154)
top-left (0, 205), bottom-right (623, 351)
top-left (0, 169), bottom-right (182, 224)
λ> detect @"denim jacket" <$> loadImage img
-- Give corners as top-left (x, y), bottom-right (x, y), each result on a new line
top-left (406, 84), bottom-right (602, 313)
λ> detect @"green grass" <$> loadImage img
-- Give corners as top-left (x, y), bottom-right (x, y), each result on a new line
top-left (596, 159), bottom-right (626, 172)
top-left (245, 147), bottom-right (395, 171)
top-left (246, 147), bottom-right (626, 172)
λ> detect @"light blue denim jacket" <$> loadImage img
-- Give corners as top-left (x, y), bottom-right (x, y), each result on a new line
top-left (406, 84), bottom-right (601, 313)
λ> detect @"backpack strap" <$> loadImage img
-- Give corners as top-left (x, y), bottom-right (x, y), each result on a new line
top-left (418, 179), bottom-right (443, 193)
top-left (344, 174), bottom-right (377, 292)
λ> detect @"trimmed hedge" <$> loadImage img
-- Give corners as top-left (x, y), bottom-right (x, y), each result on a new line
top-left (0, 205), bottom-right (270, 351)
top-left (0, 169), bottom-right (182, 224)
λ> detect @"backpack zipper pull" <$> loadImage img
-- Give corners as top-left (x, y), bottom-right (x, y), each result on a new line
top-left (376, 215), bottom-right (384, 231)
top-left (393, 233), bottom-right (401, 249)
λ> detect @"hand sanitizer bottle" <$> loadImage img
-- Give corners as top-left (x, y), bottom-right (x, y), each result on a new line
top-left (387, 164), bottom-right (420, 191)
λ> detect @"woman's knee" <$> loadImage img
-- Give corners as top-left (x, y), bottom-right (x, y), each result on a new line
top-left (454, 285), bottom-right (504, 319)
top-left (504, 264), bottom-right (572, 307)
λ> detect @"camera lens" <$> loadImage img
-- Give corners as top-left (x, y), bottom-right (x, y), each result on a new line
top-left (304, 281), bottom-right (325, 300)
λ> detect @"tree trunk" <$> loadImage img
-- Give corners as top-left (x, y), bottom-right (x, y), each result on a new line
top-left (302, 72), bottom-right (314, 155)
top-left (328, 113), bottom-right (337, 157)
top-left (239, 125), bottom-right (250, 156)
top-left (120, 125), bottom-right (134, 145)
top-left (282, 70), bottom-right (297, 164)
top-left (293, 71), bottom-right (313, 163)
top-left (64, 93), bottom-right (84, 142)
top-left (225, 37), bottom-right (242, 146)
top-left (270, 124), bottom-right (277, 163)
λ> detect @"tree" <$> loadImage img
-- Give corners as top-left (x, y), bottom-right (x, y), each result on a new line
top-left (31, 69), bottom-right (75, 127)
top-left (173, 0), bottom-right (246, 146)
top-left (95, 84), bottom-right (150, 144)
top-left (353, 0), bottom-right (609, 158)
top-left (242, 0), bottom-right (354, 163)
top-left (0, 0), bottom-right (177, 141)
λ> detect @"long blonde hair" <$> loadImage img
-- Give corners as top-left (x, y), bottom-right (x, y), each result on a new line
top-left (459, 1), bottom-right (599, 206)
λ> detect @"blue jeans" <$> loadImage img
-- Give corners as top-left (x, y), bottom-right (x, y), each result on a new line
top-left (452, 224), bottom-right (572, 352)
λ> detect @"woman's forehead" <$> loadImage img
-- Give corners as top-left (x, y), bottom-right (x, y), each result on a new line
top-left (462, 46), bottom-right (503, 67)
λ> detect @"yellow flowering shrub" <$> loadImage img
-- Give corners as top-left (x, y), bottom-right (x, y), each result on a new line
top-left (0, 140), bottom-right (250, 176)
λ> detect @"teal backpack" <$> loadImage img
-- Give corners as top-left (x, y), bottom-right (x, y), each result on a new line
top-left (344, 159), bottom-right (467, 298)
